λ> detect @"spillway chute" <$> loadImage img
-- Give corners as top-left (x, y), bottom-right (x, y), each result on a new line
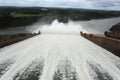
top-left (0, 18), bottom-right (120, 80)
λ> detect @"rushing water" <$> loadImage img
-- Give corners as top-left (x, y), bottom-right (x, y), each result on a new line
top-left (0, 19), bottom-right (120, 80)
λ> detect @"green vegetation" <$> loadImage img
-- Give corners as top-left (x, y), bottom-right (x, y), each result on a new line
top-left (0, 6), bottom-right (120, 29)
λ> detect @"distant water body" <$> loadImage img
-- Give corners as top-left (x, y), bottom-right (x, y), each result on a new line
top-left (0, 17), bottom-right (120, 35)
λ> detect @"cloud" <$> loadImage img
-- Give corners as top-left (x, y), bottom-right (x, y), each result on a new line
top-left (0, 0), bottom-right (120, 11)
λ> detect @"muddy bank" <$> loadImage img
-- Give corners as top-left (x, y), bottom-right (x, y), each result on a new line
top-left (0, 32), bottom-right (40, 48)
top-left (80, 32), bottom-right (120, 57)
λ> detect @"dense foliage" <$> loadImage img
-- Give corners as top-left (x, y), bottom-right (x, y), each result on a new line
top-left (0, 6), bottom-right (120, 28)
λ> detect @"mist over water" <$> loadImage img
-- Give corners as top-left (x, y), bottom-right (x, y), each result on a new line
top-left (0, 17), bottom-right (120, 80)
top-left (0, 17), bottom-right (120, 35)
top-left (26, 17), bottom-right (120, 35)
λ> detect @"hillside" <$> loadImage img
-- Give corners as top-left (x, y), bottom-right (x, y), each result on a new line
top-left (0, 6), bottom-right (120, 29)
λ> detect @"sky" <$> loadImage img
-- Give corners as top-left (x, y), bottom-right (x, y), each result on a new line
top-left (0, 0), bottom-right (120, 11)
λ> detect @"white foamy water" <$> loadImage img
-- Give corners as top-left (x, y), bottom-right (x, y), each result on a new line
top-left (29, 17), bottom-right (120, 35)
top-left (0, 19), bottom-right (120, 80)
top-left (1, 17), bottom-right (120, 35)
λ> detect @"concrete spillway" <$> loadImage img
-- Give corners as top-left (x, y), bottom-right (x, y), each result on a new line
top-left (0, 18), bottom-right (120, 80)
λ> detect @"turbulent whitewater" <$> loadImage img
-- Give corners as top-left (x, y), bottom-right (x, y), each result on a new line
top-left (0, 19), bottom-right (120, 80)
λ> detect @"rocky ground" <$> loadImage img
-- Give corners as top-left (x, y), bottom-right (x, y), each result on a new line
top-left (105, 31), bottom-right (120, 39)
top-left (106, 23), bottom-right (120, 39)
top-left (110, 23), bottom-right (120, 32)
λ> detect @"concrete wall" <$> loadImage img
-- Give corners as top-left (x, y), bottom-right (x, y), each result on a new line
top-left (81, 32), bottom-right (120, 57)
